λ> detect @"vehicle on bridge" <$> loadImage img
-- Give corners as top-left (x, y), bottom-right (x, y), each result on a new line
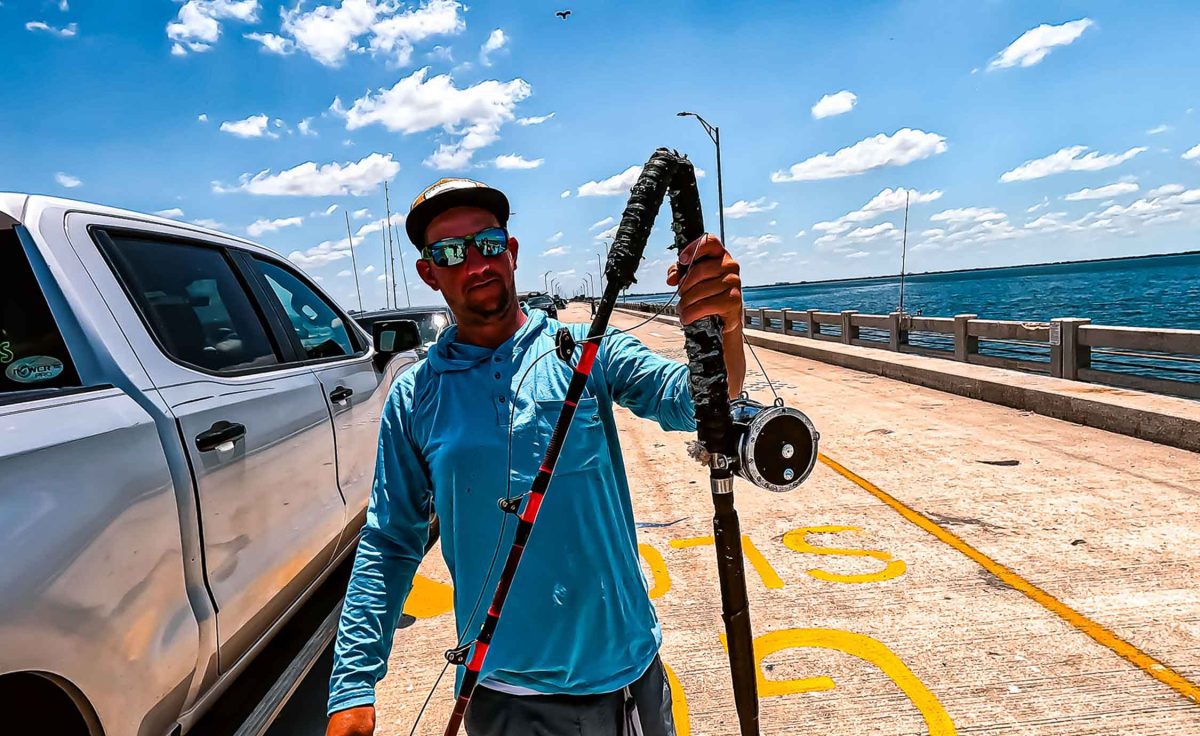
top-left (0, 194), bottom-right (423, 736)
top-left (353, 305), bottom-right (454, 358)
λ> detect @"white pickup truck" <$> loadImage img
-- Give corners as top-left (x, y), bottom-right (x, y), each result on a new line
top-left (0, 193), bottom-right (420, 736)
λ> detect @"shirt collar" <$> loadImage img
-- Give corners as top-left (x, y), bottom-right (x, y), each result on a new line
top-left (427, 307), bottom-right (549, 374)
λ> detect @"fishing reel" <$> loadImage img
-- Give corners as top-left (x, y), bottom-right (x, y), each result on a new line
top-left (689, 393), bottom-right (819, 493)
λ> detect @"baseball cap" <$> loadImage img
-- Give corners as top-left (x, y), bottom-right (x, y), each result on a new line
top-left (405, 177), bottom-right (510, 246)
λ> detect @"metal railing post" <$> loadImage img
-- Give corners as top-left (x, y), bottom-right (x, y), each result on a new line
top-left (806, 309), bottom-right (819, 339)
top-left (954, 314), bottom-right (978, 361)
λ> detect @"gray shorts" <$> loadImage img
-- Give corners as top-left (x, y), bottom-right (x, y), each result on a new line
top-left (464, 657), bottom-right (676, 736)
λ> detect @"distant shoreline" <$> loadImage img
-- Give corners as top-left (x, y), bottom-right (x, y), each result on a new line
top-left (627, 249), bottom-right (1200, 298)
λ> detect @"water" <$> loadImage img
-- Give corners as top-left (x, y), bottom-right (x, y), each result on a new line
top-left (632, 252), bottom-right (1200, 387)
top-left (638, 252), bottom-right (1200, 328)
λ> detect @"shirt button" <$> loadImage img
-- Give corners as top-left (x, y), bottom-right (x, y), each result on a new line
top-left (498, 396), bottom-right (506, 404)
top-left (494, 371), bottom-right (502, 379)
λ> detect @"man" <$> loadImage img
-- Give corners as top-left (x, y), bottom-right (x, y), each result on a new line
top-left (327, 178), bottom-right (746, 736)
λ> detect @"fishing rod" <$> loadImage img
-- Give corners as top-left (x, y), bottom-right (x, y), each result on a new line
top-left (438, 148), bottom-right (819, 736)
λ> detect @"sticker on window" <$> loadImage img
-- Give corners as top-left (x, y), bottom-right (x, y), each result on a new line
top-left (5, 355), bottom-right (65, 384)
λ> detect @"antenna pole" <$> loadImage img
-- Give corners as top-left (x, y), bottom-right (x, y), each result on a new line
top-left (899, 190), bottom-right (910, 315)
top-left (384, 182), bottom-right (400, 308)
top-left (380, 225), bottom-right (391, 309)
top-left (345, 210), bottom-right (363, 313)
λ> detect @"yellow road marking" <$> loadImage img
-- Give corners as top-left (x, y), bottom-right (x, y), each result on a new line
top-left (670, 534), bottom-right (785, 589)
top-left (639, 543), bottom-right (672, 599)
top-left (782, 524), bottom-right (907, 584)
top-left (819, 453), bottom-right (1200, 705)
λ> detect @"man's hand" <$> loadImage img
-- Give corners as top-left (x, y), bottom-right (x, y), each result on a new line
top-left (666, 234), bottom-right (744, 333)
top-left (666, 234), bottom-right (747, 397)
top-left (327, 705), bottom-right (375, 736)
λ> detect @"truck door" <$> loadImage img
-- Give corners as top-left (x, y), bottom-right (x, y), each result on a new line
top-left (241, 255), bottom-right (395, 526)
top-left (86, 228), bottom-right (346, 670)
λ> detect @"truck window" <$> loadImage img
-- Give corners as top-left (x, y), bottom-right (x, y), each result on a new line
top-left (253, 258), bottom-right (360, 360)
top-left (1, 229), bottom-right (81, 395)
top-left (99, 233), bottom-right (281, 373)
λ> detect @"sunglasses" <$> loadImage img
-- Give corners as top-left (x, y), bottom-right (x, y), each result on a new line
top-left (421, 226), bottom-right (510, 267)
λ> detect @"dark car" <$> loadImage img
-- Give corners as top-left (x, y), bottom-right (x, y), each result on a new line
top-left (354, 306), bottom-right (454, 357)
top-left (523, 293), bottom-right (558, 319)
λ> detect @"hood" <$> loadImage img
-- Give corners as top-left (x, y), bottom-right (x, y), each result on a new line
top-left (426, 305), bottom-right (550, 374)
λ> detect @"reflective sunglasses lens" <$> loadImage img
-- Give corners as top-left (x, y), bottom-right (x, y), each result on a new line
top-left (477, 229), bottom-right (508, 257)
top-left (432, 241), bottom-right (467, 266)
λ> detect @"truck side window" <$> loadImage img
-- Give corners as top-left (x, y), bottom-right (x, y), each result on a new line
top-left (1, 229), bottom-right (81, 395)
top-left (253, 258), bottom-right (360, 361)
top-left (100, 233), bottom-right (281, 373)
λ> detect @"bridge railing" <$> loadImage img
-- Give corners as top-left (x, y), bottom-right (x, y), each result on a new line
top-left (616, 301), bottom-right (1200, 400)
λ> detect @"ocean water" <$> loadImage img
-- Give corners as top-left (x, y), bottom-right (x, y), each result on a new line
top-left (637, 252), bottom-right (1200, 329)
top-left (631, 252), bottom-right (1200, 386)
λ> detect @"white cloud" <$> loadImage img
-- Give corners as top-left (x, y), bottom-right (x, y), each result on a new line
top-left (55, 172), bottom-right (81, 188)
top-left (314, 204), bottom-right (339, 217)
top-left (198, 113), bottom-right (209, 123)
top-left (26, 21), bottom-right (78, 38)
top-left (375, 273), bottom-right (387, 282)
top-left (594, 224), bottom-right (619, 241)
top-left (930, 207), bottom-right (1006, 224)
top-left (547, 231), bottom-right (564, 244)
top-left (1149, 184), bottom-right (1185, 197)
top-left (1000, 145), bottom-right (1146, 183)
top-left (192, 218), bottom-right (225, 229)
top-left (352, 208), bottom-right (371, 219)
top-left (560, 190), bottom-right (571, 199)
top-left (1063, 182), bottom-right (1140, 201)
top-left (771, 129), bottom-right (947, 182)
top-left (577, 165), bottom-right (642, 197)
top-left (167, 0), bottom-right (259, 56)
top-left (845, 251), bottom-right (870, 259)
top-left (332, 67), bottom-right (531, 170)
top-left (363, 265), bottom-right (376, 274)
top-left (220, 113), bottom-right (277, 139)
top-left (724, 197), bottom-right (779, 219)
top-left (289, 216), bottom-right (391, 267)
top-left (280, 0), bottom-right (465, 68)
top-left (337, 269), bottom-right (352, 277)
top-left (813, 187), bottom-right (942, 237)
top-left (517, 112), bottom-right (555, 126)
top-left (247, 216), bottom-right (304, 236)
top-left (298, 117), bottom-right (317, 136)
top-left (479, 28), bottom-right (507, 66)
top-left (59, 0), bottom-right (70, 10)
top-left (811, 90), bottom-right (857, 119)
top-left (245, 32), bottom-right (295, 55)
top-left (494, 154), bottom-right (544, 169)
top-left (794, 229), bottom-right (806, 239)
top-left (988, 18), bottom-right (1094, 71)
top-left (1147, 124), bottom-right (1173, 136)
top-left (1026, 197), bottom-right (1049, 213)
top-left (732, 234), bottom-right (781, 251)
top-left (1183, 144), bottom-right (1200, 162)
top-left (542, 246), bottom-right (567, 256)
top-left (214, 153), bottom-right (400, 196)
top-left (155, 207), bottom-right (185, 219)
top-left (589, 216), bottom-right (615, 232)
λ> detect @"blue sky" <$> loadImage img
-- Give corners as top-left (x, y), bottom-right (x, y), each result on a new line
top-left (3, 1), bottom-right (1200, 309)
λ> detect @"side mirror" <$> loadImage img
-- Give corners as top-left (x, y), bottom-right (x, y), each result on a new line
top-left (373, 319), bottom-right (422, 356)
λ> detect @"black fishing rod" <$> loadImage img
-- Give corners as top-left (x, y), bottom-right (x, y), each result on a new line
top-left (439, 148), bottom-right (819, 736)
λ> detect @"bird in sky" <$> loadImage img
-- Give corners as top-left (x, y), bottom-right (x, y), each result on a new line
top-left (556, 10), bottom-right (571, 20)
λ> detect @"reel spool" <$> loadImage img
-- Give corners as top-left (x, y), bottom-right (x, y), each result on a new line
top-left (729, 394), bottom-right (819, 492)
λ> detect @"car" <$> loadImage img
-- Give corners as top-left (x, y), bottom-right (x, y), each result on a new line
top-left (523, 292), bottom-right (559, 319)
top-left (354, 306), bottom-right (454, 357)
top-left (0, 193), bottom-right (422, 736)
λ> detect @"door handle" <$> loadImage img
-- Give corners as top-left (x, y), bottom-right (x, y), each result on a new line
top-left (196, 420), bottom-right (246, 453)
top-left (329, 386), bottom-right (354, 404)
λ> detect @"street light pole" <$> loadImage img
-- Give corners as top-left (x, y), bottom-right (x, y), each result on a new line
top-left (543, 269), bottom-right (552, 295)
top-left (677, 111), bottom-right (726, 246)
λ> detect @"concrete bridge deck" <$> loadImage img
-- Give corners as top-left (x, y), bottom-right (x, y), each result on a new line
top-left (376, 304), bottom-right (1200, 735)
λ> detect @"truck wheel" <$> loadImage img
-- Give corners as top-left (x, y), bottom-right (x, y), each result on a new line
top-left (0, 673), bottom-right (96, 735)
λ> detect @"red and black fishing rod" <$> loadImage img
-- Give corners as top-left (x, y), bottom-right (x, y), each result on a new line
top-left (441, 148), bottom-right (817, 736)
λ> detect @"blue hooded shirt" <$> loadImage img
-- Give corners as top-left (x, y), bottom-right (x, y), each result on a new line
top-left (328, 307), bottom-right (696, 714)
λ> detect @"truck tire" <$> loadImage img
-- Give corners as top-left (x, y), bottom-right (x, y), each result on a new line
top-left (0, 672), bottom-right (96, 735)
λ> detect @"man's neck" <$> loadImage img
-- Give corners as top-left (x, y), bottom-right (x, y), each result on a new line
top-left (453, 301), bottom-right (527, 349)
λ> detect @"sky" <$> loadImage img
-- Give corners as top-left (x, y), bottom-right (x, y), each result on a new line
top-left (3, 0), bottom-right (1200, 310)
